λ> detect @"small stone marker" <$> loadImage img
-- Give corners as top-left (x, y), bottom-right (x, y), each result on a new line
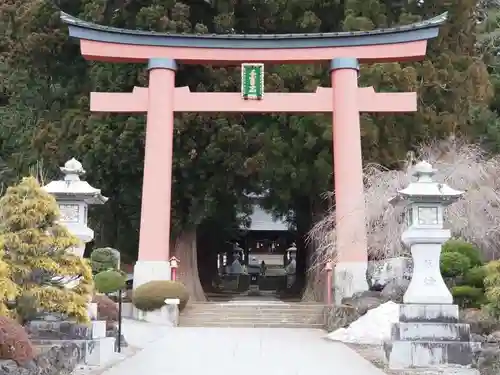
top-left (165, 298), bottom-right (180, 305)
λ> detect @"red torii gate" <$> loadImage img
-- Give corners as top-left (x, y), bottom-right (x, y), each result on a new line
top-left (61, 12), bottom-right (447, 302)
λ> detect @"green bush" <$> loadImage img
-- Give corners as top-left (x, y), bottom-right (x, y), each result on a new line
top-left (90, 247), bottom-right (120, 274)
top-left (132, 280), bottom-right (189, 312)
top-left (440, 251), bottom-right (471, 278)
top-left (484, 260), bottom-right (500, 318)
top-left (94, 270), bottom-right (126, 294)
top-left (451, 285), bottom-right (484, 308)
top-left (442, 240), bottom-right (483, 267)
top-left (464, 266), bottom-right (486, 289)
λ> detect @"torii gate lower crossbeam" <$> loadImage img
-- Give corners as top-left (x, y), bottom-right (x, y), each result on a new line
top-left (93, 57), bottom-right (417, 302)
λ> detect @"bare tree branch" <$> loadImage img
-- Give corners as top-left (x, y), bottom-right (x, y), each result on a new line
top-left (308, 137), bottom-right (500, 272)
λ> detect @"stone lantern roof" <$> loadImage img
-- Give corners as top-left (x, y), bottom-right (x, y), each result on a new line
top-left (43, 158), bottom-right (108, 204)
top-left (389, 161), bottom-right (464, 206)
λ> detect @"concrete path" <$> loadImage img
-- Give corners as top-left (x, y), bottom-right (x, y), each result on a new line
top-left (101, 327), bottom-right (388, 375)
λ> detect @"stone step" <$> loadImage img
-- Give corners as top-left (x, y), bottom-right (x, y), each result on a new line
top-left (386, 340), bottom-right (474, 369)
top-left (180, 316), bottom-right (322, 323)
top-left (184, 305), bottom-right (325, 311)
top-left (182, 309), bottom-right (324, 315)
top-left (391, 322), bottom-right (470, 342)
top-left (180, 302), bottom-right (325, 328)
top-left (179, 321), bottom-right (325, 328)
top-left (181, 313), bottom-right (324, 319)
top-left (182, 308), bottom-right (324, 313)
top-left (180, 311), bottom-right (325, 317)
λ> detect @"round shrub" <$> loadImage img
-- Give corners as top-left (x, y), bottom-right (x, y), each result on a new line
top-left (443, 240), bottom-right (483, 267)
top-left (464, 266), bottom-right (487, 289)
top-left (132, 280), bottom-right (189, 312)
top-left (94, 270), bottom-right (126, 294)
top-left (0, 316), bottom-right (35, 365)
top-left (441, 251), bottom-right (471, 278)
top-left (451, 285), bottom-right (485, 308)
top-left (90, 247), bottom-right (120, 274)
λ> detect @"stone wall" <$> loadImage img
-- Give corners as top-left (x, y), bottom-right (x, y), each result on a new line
top-left (0, 342), bottom-right (83, 375)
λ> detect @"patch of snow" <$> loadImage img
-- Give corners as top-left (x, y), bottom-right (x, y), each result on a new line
top-left (326, 301), bottom-right (399, 345)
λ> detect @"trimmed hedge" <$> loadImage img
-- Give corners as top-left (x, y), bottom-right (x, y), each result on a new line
top-left (442, 240), bottom-right (483, 267)
top-left (90, 247), bottom-right (120, 274)
top-left (451, 285), bottom-right (484, 308)
top-left (440, 251), bottom-right (471, 278)
top-left (464, 266), bottom-right (486, 289)
top-left (94, 270), bottom-right (126, 294)
top-left (132, 280), bottom-right (189, 312)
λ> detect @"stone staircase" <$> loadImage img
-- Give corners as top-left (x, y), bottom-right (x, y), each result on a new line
top-left (179, 301), bottom-right (326, 328)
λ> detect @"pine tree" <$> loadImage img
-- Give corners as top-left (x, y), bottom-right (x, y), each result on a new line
top-left (0, 177), bottom-right (93, 322)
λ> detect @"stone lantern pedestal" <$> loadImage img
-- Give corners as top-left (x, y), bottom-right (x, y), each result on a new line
top-left (384, 161), bottom-right (475, 369)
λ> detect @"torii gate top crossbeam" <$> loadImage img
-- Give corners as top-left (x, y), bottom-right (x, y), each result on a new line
top-left (60, 12), bottom-right (447, 65)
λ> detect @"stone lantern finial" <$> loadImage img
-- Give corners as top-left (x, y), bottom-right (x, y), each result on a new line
top-left (61, 158), bottom-right (85, 182)
top-left (413, 160), bottom-right (436, 181)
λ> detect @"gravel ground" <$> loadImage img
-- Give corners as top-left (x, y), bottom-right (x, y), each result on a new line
top-left (346, 344), bottom-right (481, 375)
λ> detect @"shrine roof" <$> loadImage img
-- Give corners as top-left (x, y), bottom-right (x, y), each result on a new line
top-left (60, 12), bottom-right (447, 49)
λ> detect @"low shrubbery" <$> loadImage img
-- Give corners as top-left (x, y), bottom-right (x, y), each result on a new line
top-left (132, 280), bottom-right (189, 312)
top-left (484, 260), bottom-right (500, 318)
top-left (440, 239), bottom-right (487, 309)
top-left (441, 251), bottom-right (471, 278)
top-left (0, 316), bottom-right (35, 364)
top-left (443, 240), bottom-right (483, 268)
top-left (451, 285), bottom-right (485, 308)
top-left (464, 266), bottom-right (487, 289)
top-left (92, 294), bottom-right (118, 329)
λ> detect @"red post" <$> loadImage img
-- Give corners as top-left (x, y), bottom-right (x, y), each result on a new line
top-left (325, 261), bottom-right (333, 305)
top-left (169, 256), bottom-right (179, 281)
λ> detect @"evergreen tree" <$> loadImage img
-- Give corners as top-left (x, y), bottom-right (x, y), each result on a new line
top-left (0, 177), bottom-right (93, 322)
top-left (0, 247), bottom-right (17, 317)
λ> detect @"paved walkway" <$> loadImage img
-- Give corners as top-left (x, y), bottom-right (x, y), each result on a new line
top-left (101, 327), bottom-right (387, 375)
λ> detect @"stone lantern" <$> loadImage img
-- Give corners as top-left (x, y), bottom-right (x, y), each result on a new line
top-left (43, 158), bottom-right (108, 257)
top-left (388, 160), bottom-right (463, 304)
top-left (385, 161), bottom-right (474, 369)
